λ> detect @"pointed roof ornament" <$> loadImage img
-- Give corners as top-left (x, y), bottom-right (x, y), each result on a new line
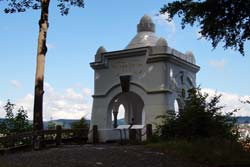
top-left (137, 14), bottom-right (155, 33)
top-left (95, 46), bottom-right (106, 62)
top-left (126, 14), bottom-right (158, 49)
top-left (152, 37), bottom-right (168, 53)
top-left (96, 46), bottom-right (107, 55)
top-left (156, 37), bottom-right (168, 47)
top-left (185, 51), bottom-right (196, 64)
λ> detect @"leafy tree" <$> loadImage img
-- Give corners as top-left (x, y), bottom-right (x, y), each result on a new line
top-left (0, 100), bottom-right (32, 135)
top-left (156, 87), bottom-right (238, 140)
top-left (13, 106), bottom-right (32, 132)
top-left (1, 0), bottom-right (85, 131)
top-left (1, 100), bottom-right (15, 134)
top-left (70, 117), bottom-right (88, 129)
top-left (160, 0), bottom-right (250, 55)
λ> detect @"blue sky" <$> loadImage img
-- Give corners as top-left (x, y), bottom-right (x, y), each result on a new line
top-left (0, 0), bottom-right (250, 120)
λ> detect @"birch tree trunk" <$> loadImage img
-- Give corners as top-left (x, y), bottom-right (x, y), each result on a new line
top-left (33, 0), bottom-right (50, 131)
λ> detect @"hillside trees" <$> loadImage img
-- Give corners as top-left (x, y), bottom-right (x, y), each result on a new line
top-left (70, 117), bottom-right (88, 129)
top-left (1, 0), bottom-right (85, 131)
top-left (0, 100), bottom-right (32, 135)
top-left (160, 0), bottom-right (250, 55)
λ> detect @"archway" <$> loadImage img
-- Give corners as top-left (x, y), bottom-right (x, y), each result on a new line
top-left (174, 98), bottom-right (184, 115)
top-left (108, 91), bottom-right (144, 128)
top-left (174, 99), bottom-right (179, 115)
top-left (111, 104), bottom-right (126, 125)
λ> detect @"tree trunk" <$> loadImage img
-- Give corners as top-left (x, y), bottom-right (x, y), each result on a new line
top-left (33, 0), bottom-right (50, 131)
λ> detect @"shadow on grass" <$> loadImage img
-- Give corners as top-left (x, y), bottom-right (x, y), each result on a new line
top-left (146, 137), bottom-right (250, 166)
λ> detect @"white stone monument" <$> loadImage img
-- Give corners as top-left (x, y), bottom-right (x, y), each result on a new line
top-left (90, 15), bottom-right (200, 142)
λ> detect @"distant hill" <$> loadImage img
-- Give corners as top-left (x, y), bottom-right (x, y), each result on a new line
top-left (44, 119), bottom-right (127, 129)
top-left (0, 118), bottom-right (5, 122)
top-left (235, 116), bottom-right (250, 124)
top-left (0, 118), bottom-right (90, 129)
top-left (44, 119), bottom-right (91, 129)
top-left (1, 117), bottom-right (250, 129)
top-left (44, 117), bottom-right (250, 128)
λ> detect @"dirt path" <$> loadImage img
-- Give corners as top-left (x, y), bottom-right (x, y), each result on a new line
top-left (0, 144), bottom-right (204, 167)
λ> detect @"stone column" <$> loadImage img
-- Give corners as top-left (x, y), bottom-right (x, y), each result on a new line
top-left (113, 108), bottom-right (118, 128)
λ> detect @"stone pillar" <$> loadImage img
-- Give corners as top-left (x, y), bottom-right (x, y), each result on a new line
top-left (146, 124), bottom-right (152, 141)
top-left (93, 125), bottom-right (98, 144)
top-left (113, 109), bottom-right (118, 128)
top-left (56, 125), bottom-right (62, 146)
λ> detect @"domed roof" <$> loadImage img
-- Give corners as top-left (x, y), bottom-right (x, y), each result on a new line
top-left (126, 14), bottom-right (159, 49)
top-left (126, 31), bottom-right (159, 49)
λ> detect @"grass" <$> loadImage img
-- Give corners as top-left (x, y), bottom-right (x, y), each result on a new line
top-left (147, 137), bottom-right (250, 166)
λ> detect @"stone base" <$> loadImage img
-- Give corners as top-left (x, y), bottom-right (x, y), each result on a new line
top-left (88, 128), bottom-right (147, 143)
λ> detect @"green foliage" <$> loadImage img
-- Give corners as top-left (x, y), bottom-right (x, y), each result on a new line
top-left (1, 0), bottom-right (84, 15)
top-left (0, 100), bottom-right (32, 135)
top-left (156, 87), bottom-right (238, 140)
top-left (70, 117), bottom-right (88, 130)
top-left (160, 0), bottom-right (250, 55)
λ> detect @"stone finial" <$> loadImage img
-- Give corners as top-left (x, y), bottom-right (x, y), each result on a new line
top-left (96, 46), bottom-right (106, 55)
top-left (156, 37), bottom-right (168, 47)
top-left (95, 46), bottom-right (106, 62)
top-left (151, 37), bottom-right (168, 53)
top-left (185, 51), bottom-right (196, 64)
top-left (137, 14), bottom-right (155, 33)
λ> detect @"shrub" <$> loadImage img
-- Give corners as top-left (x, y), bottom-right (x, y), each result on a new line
top-left (70, 117), bottom-right (88, 129)
top-left (156, 87), bottom-right (238, 141)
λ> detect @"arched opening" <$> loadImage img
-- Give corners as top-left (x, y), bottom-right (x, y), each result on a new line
top-left (174, 99), bottom-right (179, 115)
top-left (111, 104), bottom-right (126, 125)
top-left (117, 104), bottom-right (125, 120)
top-left (108, 91), bottom-right (144, 128)
top-left (174, 98), bottom-right (184, 115)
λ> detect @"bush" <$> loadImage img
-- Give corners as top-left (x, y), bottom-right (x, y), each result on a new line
top-left (156, 87), bottom-right (238, 141)
top-left (70, 117), bottom-right (88, 129)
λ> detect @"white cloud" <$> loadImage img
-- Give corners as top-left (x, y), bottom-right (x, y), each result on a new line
top-left (83, 88), bottom-right (92, 96)
top-left (47, 43), bottom-right (55, 50)
top-left (202, 88), bottom-right (250, 116)
top-left (16, 93), bottom-right (34, 119)
top-left (2, 83), bottom-right (249, 122)
top-left (208, 59), bottom-right (227, 69)
top-left (64, 88), bottom-right (84, 101)
top-left (153, 13), bottom-right (176, 40)
top-left (13, 83), bottom-right (92, 121)
top-left (10, 80), bottom-right (21, 89)
top-left (0, 100), bottom-right (4, 118)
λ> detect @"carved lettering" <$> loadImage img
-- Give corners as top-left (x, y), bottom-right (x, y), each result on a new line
top-left (111, 60), bottom-right (144, 75)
